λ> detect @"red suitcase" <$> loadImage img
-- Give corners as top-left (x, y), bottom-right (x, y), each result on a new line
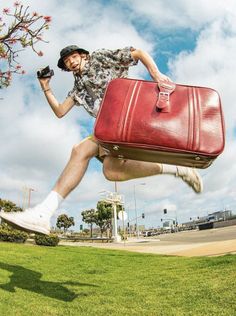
top-left (94, 78), bottom-right (225, 168)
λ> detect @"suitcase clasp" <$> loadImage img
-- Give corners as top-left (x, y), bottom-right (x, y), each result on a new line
top-left (159, 91), bottom-right (170, 102)
top-left (113, 145), bottom-right (119, 151)
top-left (156, 81), bottom-right (176, 113)
top-left (156, 92), bottom-right (170, 112)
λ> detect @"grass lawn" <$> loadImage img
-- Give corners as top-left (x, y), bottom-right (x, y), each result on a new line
top-left (0, 242), bottom-right (235, 316)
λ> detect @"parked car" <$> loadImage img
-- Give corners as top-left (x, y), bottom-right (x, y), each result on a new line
top-left (143, 231), bottom-right (152, 237)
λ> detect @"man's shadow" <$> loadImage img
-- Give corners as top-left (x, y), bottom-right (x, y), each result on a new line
top-left (0, 262), bottom-right (98, 302)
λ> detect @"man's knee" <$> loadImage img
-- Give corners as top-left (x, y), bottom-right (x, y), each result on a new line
top-left (103, 167), bottom-right (118, 181)
top-left (103, 156), bottom-right (126, 181)
top-left (71, 140), bottom-right (98, 161)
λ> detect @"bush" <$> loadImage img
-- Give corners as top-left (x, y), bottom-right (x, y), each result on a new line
top-left (0, 225), bottom-right (28, 243)
top-left (34, 233), bottom-right (59, 247)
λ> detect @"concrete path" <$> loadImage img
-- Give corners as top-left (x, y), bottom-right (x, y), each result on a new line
top-left (60, 225), bottom-right (236, 257)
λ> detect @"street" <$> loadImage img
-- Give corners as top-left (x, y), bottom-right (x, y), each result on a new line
top-left (60, 225), bottom-right (236, 257)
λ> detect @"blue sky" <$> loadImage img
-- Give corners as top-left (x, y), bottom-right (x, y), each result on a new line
top-left (1, 0), bottom-right (236, 231)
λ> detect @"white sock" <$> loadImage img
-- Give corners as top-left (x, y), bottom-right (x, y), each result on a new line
top-left (161, 164), bottom-right (178, 175)
top-left (35, 191), bottom-right (64, 216)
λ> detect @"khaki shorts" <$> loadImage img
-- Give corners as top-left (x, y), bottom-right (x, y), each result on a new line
top-left (85, 135), bottom-right (110, 162)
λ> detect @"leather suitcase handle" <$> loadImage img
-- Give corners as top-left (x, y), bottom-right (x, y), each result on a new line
top-left (156, 81), bottom-right (176, 112)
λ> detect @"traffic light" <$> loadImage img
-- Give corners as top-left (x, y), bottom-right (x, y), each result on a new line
top-left (127, 222), bottom-right (130, 227)
top-left (142, 213), bottom-right (145, 219)
top-left (161, 218), bottom-right (163, 222)
top-left (80, 224), bottom-right (83, 231)
top-left (163, 209), bottom-right (167, 214)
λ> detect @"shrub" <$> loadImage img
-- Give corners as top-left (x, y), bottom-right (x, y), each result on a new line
top-left (0, 225), bottom-right (28, 243)
top-left (34, 233), bottom-right (59, 247)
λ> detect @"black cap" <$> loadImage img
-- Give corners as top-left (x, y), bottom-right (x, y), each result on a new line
top-left (57, 45), bottom-right (89, 71)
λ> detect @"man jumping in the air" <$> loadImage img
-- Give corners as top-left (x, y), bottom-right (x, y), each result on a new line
top-left (0, 45), bottom-right (202, 234)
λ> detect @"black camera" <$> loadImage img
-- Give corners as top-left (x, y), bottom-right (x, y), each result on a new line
top-left (37, 66), bottom-right (54, 79)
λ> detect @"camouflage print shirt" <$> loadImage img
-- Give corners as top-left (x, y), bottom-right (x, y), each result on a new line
top-left (67, 47), bottom-right (138, 118)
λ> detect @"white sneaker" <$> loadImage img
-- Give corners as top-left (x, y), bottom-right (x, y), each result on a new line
top-left (176, 166), bottom-right (203, 193)
top-left (0, 208), bottom-right (50, 235)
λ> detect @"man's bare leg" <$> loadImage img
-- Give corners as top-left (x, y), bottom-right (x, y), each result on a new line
top-left (0, 138), bottom-right (99, 234)
top-left (103, 156), bottom-right (202, 193)
top-left (103, 156), bottom-right (162, 180)
top-left (53, 138), bottom-right (99, 198)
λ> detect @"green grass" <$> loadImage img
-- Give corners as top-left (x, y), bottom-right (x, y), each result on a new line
top-left (0, 242), bottom-right (235, 316)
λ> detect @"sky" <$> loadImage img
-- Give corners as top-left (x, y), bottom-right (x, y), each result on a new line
top-left (0, 0), bottom-right (236, 231)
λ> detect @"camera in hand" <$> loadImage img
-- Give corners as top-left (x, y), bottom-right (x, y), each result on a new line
top-left (37, 66), bottom-right (54, 79)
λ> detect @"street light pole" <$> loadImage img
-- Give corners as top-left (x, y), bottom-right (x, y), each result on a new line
top-left (22, 186), bottom-right (35, 210)
top-left (175, 209), bottom-right (178, 231)
top-left (113, 201), bottom-right (119, 241)
top-left (114, 182), bottom-right (118, 240)
top-left (133, 185), bottom-right (137, 237)
top-left (133, 182), bottom-right (146, 238)
top-left (28, 188), bottom-right (35, 209)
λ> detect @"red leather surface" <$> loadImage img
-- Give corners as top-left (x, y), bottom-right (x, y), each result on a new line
top-left (94, 78), bottom-right (225, 157)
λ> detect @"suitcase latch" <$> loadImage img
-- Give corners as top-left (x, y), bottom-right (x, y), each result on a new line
top-left (156, 81), bottom-right (176, 113)
top-left (113, 145), bottom-right (119, 151)
top-left (159, 91), bottom-right (170, 101)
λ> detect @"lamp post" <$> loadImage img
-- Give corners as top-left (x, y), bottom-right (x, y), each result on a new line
top-left (28, 188), bottom-right (35, 209)
top-left (133, 182), bottom-right (146, 238)
top-left (125, 203), bottom-right (131, 237)
top-left (22, 186), bottom-right (35, 210)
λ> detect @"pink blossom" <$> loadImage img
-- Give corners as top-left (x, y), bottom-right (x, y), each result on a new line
top-left (32, 11), bottom-right (39, 17)
top-left (21, 70), bottom-right (26, 74)
top-left (16, 65), bottom-right (22, 69)
top-left (3, 8), bottom-right (10, 14)
top-left (37, 51), bottom-right (43, 57)
top-left (43, 16), bottom-right (52, 23)
top-left (14, 1), bottom-right (21, 6)
top-left (1, 53), bottom-right (8, 59)
top-left (9, 38), bottom-right (17, 44)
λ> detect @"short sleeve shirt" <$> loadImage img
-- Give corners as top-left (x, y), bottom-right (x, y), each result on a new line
top-left (67, 47), bottom-right (138, 118)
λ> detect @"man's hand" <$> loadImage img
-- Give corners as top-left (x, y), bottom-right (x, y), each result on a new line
top-left (131, 49), bottom-right (173, 83)
top-left (38, 77), bottom-right (51, 91)
top-left (155, 73), bottom-right (172, 83)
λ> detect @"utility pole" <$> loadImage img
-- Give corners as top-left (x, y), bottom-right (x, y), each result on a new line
top-left (133, 183), bottom-right (146, 238)
top-left (28, 187), bottom-right (35, 208)
top-left (22, 186), bottom-right (35, 210)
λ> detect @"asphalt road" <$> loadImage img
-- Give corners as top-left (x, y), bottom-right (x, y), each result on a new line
top-left (155, 225), bottom-right (236, 243)
top-left (60, 225), bottom-right (236, 257)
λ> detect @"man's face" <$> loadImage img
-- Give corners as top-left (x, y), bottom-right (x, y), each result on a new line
top-left (63, 52), bottom-right (82, 72)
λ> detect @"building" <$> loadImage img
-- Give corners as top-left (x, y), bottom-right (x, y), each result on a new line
top-left (208, 210), bottom-right (232, 221)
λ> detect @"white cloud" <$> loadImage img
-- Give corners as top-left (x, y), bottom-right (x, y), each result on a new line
top-left (120, 0), bottom-right (236, 30)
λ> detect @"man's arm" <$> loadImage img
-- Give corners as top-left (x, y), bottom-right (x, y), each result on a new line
top-left (38, 77), bottom-right (75, 118)
top-left (131, 49), bottom-right (171, 83)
